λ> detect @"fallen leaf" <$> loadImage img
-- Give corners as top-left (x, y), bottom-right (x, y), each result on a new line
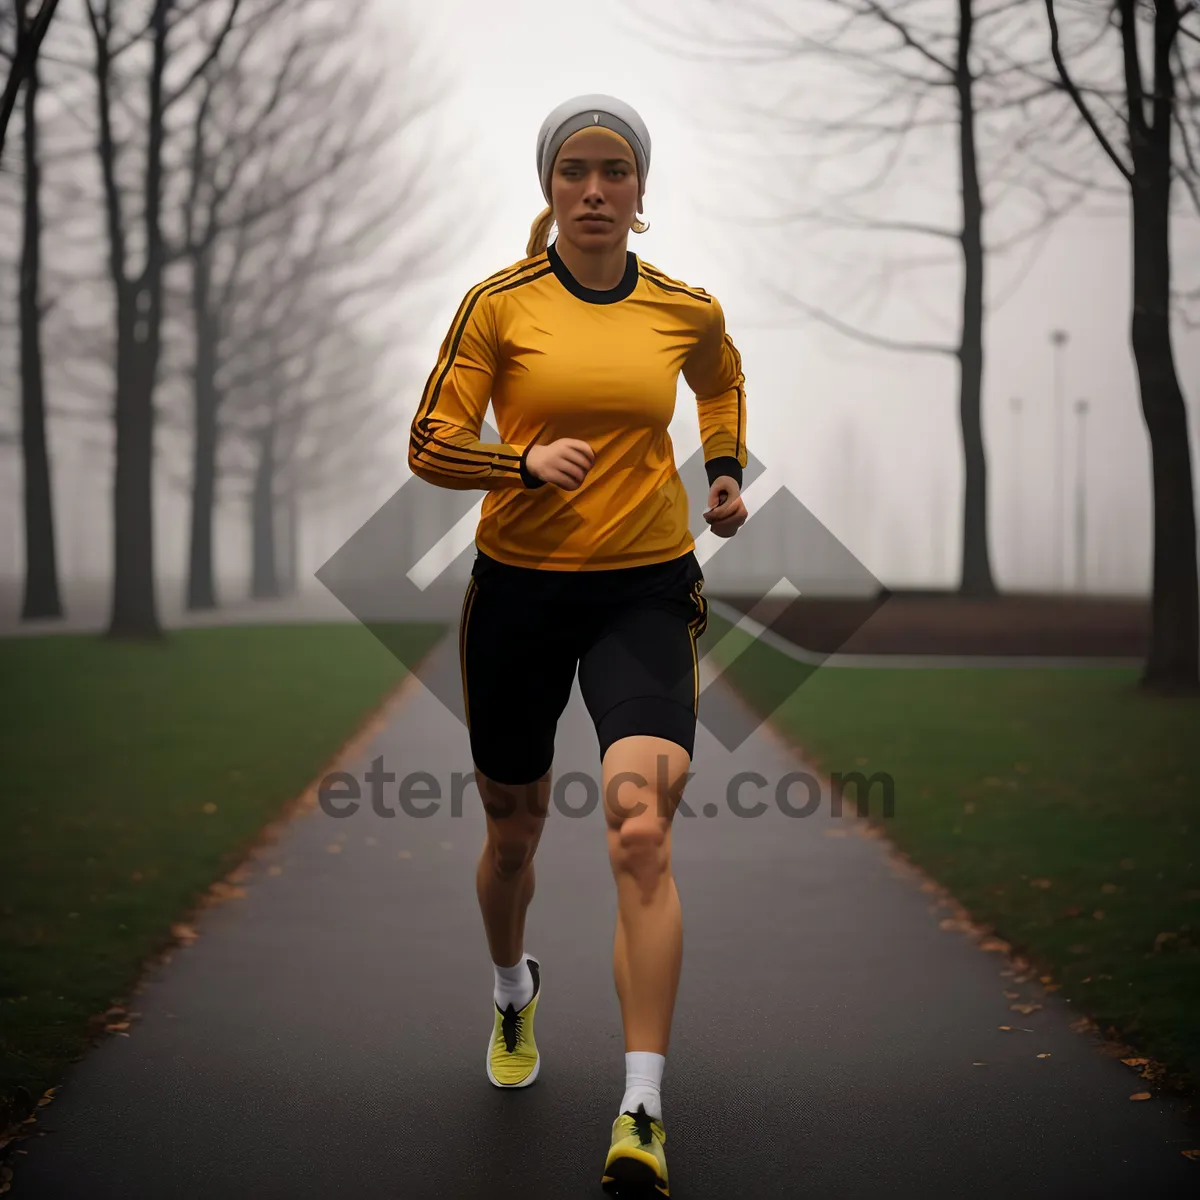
top-left (1129, 1092), bottom-right (1152, 1101)
top-left (1003, 990), bottom-right (1019, 999)
top-left (972, 1061), bottom-right (986, 1066)
top-left (1037, 1053), bottom-right (1051, 1059)
top-left (207, 882), bottom-right (247, 901)
top-left (980, 938), bottom-right (1011, 953)
top-left (1153, 931), bottom-right (1178, 952)
top-left (1010, 1003), bottom-right (1043, 1014)
top-left (1031, 878), bottom-right (1052, 889)
top-left (171, 923), bottom-right (197, 944)
top-left (104, 1022), bottom-right (130, 1032)
top-left (1122, 1057), bottom-right (1150, 1067)
top-left (201, 802), bottom-right (217, 814)
top-left (998, 1025), bottom-right (1013, 1031)
top-left (1039, 975), bottom-right (1053, 984)
top-left (1093, 910), bottom-right (1105, 920)
top-left (1101, 883), bottom-right (1118, 894)
top-left (1119, 858), bottom-right (1136, 870)
top-left (327, 843), bottom-right (343, 854)
top-left (1182, 1149), bottom-right (1200, 1161)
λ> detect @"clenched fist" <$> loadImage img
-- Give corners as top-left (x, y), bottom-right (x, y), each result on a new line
top-left (524, 439), bottom-right (596, 490)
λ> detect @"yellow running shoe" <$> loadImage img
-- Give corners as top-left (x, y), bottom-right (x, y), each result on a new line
top-left (485, 957), bottom-right (540, 1087)
top-left (601, 1103), bottom-right (669, 1196)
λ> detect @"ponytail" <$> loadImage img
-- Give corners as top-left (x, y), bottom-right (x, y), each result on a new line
top-left (527, 205), bottom-right (555, 257)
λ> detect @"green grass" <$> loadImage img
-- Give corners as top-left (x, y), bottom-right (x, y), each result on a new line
top-left (0, 621), bottom-right (444, 1125)
top-left (704, 611), bottom-right (1200, 1093)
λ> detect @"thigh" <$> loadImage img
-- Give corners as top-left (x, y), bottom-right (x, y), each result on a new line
top-left (577, 579), bottom-right (708, 764)
top-left (459, 572), bottom-right (580, 786)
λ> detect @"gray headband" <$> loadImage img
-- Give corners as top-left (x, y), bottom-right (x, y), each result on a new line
top-left (536, 93), bottom-right (651, 210)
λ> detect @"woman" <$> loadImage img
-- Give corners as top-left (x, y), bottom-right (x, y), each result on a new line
top-left (408, 93), bottom-right (748, 1197)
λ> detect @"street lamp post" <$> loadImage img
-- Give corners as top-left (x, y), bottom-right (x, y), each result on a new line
top-left (1050, 329), bottom-right (1069, 591)
top-left (1009, 397), bottom-right (1022, 587)
top-left (1074, 398), bottom-right (1089, 593)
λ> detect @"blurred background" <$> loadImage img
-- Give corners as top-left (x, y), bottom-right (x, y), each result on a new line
top-left (3, 0), bottom-right (1198, 625)
top-left (2, 0), bottom-right (1199, 1186)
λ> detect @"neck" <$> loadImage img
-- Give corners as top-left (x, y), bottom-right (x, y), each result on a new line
top-left (553, 234), bottom-right (630, 291)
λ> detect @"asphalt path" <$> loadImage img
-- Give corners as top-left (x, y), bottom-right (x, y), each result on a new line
top-left (11, 630), bottom-right (1199, 1198)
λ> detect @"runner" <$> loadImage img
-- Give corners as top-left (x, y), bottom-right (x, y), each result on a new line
top-left (408, 93), bottom-right (749, 1196)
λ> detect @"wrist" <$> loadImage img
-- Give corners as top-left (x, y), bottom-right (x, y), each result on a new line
top-left (519, 443), bottom-right (546, 489)
top-left (704, 456), bottom-right (743, 489)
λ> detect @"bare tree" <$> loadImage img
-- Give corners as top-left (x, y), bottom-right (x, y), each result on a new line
top-left (84, 0), bottom-right (241, 640)
top-left (15, 42), bottom-right (60, 617)
top-left (628, 0), bottom-right (1078, 597)
top-left (1044, 0), bottom-right (1198, 692)
top-left (0, 0), bottom-right (59, 166)
top-left (174, 0), bottom-right (456, 609)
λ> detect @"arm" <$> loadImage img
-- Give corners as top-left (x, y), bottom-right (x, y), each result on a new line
top-left (408, 285), bottom-right (545, 491)
top-left (682, 293), bottom-right (748, 492)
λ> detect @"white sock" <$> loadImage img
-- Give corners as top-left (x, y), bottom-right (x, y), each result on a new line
top-left (620, 1051), bottom-right (665, 1121)
top-left (493, 953), bottom-right (535, 1012)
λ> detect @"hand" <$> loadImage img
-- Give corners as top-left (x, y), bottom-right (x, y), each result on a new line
top-left (703, 476), bottom-right (747, 538)
top-left (525, 439), bottom-right (595, 489)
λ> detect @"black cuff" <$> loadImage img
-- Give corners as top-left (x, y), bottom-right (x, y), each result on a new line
top-left (704, 456), bottom-right (743, 489)
top-left (519, 444), bottom-right (547, 489)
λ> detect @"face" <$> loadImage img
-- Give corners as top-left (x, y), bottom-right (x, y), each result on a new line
top-left (550, 128), bottom-right (641, 252)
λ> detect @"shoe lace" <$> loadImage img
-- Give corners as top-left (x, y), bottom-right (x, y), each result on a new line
top-left (499, 1003), bottom-right (523, 1054)
top-left (629, 1105), bottom-right (656, 1147)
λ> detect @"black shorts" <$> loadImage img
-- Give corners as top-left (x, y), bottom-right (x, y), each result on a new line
top-left (458, 548), bottom-right (710, 785)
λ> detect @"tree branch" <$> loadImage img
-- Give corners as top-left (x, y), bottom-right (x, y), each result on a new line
top-left (1044, 0), bottom-right (1134, 181)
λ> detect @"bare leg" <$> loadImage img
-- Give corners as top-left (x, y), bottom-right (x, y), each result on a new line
top-left (475, 768), bottom-right (550, 967)
top-left (603, 736), bottom-right (689, 1054)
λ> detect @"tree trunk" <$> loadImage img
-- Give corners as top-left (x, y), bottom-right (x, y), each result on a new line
top-left (107, 287), bottom-right (161, 637)
top-left (1129, 137), bottom-right (1199, 691)
top-left (250, 425), bottom-right (280, 599)
top-left (955, 0), bottom-right (996, 597)
top-left (282, 489), bottom-right (299, 596)
top-left (105, 2), bottom-right (169, 640)
top-left (18, 58), bottom-right (62, 620)
top-left (186, 246), bottom-right (220, 610)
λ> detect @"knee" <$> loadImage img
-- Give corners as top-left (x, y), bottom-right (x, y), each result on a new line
top-left (608, 796), bottom-right (669, 884)
top-left (486, 833), bottom-right (536, 880)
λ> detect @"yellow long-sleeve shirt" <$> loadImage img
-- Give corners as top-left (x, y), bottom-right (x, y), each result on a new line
top-left (407, 239), bottom-right (747, 571)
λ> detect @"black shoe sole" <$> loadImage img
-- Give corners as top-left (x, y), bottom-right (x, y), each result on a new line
top-left (601, 1156), bottom-right (668, 1197)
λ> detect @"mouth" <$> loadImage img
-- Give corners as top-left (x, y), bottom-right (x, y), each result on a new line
top-left (577, 215), bottom-right (611, 225)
